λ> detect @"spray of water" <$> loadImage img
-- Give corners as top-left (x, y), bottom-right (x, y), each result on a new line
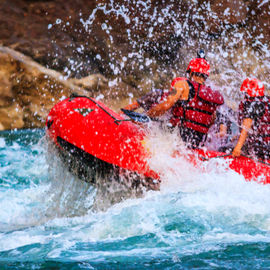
top-left (48, 1), bottom-right (269, 107)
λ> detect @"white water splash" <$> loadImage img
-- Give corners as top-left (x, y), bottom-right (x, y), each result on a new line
top-left (1, 130), bottom-right (270, 262)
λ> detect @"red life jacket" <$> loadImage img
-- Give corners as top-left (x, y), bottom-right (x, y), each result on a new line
top-left (169, 79), bottom-right (224, 134)
top-left (238, 96), bottom-right (270, 144)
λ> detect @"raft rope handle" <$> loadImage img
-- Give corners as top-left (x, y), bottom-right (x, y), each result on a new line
top-left (199, 154), bottom-right (231, 161)
top-left (199, 153), bottom-right (270, 166)
top-left (69, 93), bottom-right (132, 125)
top-left (241, 155), bottom-right (270, 167)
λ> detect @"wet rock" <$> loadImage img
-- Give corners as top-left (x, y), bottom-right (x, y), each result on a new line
top-left (70, 74), bottom-right (108, 92)
top-left (249, 1), bottom-right (270, 45)
top-left (0, 103), bottom-right (24, 130)
top-left (210, 0), bottom-right (248, 24)
top-left (0, 71), bottom-right (13, 107)
top-left (0, 47), bottom-right (90, 130)
top-left (0, 0), bottom-right (269, 79)
top-left (107, 79), bottom-right (137, 99)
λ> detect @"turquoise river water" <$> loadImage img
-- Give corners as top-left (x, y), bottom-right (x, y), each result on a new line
top-left (1, 129), bottom-right (270, 269)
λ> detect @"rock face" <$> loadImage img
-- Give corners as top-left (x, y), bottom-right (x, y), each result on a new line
top-left (0, 0), bottom-right (269, 129)
top-left (0, 47), bottom-right (137, 130)
top-left (0, 47), bottom-right (89, 130)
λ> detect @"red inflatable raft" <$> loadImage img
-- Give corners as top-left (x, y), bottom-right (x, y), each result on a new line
top-left (46, 94), bottom-right (270, 188)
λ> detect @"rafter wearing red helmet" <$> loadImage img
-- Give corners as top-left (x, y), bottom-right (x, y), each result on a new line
top-left (147, 56), bottom-right (224, 148)
top-left (186, 58), bottom-right (210, 77)
top-left (232, 78), bottom-right (270, 160)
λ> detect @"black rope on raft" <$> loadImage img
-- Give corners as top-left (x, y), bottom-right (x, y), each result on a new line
top-left (200, 153), bottom-right (270, 167)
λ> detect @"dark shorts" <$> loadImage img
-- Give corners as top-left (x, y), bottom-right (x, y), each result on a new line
top-left (179, 127), bottom-right (205, 149)
top-left (242, 143), bottom-right (270, 161)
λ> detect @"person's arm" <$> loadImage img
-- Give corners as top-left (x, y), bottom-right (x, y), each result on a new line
top-left (147, 80), bottom-right (189, 117)
top-left (218, 123), bottom-right (227, 138)
top-left (122, 101), bottom-right (140, 111)
top-left (232, 118), bottom-right (253, 157)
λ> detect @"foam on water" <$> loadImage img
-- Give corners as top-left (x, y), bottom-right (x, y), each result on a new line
top-left (1, 132), bottom-right (270, 267)
top-left (0, 138), bottom-right (5, 148)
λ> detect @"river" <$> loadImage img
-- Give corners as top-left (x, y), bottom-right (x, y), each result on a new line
top-left (1, 129), bottom-right (270, 269)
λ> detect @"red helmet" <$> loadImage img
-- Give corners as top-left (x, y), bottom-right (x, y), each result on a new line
top-left (186, 58), bottom-right (210, 76)
top-left (240, 78), bottom-right (264, 97)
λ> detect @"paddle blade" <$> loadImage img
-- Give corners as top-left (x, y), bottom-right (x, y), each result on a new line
top-left (121, 109), bottom-right (150, 123)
